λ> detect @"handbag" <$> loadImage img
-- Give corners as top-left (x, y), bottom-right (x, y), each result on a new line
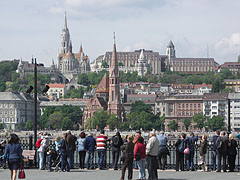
top-left (135, 144), bottom-right (141, 161)
top-left (18, 165), bottom-right (26, 179)
top-left (184, 147), bottom-right (190, 154)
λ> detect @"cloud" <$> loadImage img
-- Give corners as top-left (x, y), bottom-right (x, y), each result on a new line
top-left (215, 33), bottom-right (240, 61)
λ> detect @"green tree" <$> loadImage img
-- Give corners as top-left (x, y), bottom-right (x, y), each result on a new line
top-left (193, 113), bottom-right (206, 130)
top-left (206, 115), bottom-right (225, 131)
top-left (118, 62), bottom-right (124, 67)
top-left (119, 122), bottom-right (129, 131)
top-left (153, 115), bottom-right (165, 131)
top-left (25, 120), bottom-right (33, 130)
top-left (78, 73), bottom-right (90, 86)
top-left (0, 123), bottom-right (4, 129)
top-left (107, 114), bottom-right (119, 130)
top-left (64, 87), bottom-right (86, 98)
top-left (91, 109), bottom-right (109, 130)
top-left (47, 111), bottom-right (63, 130)
top-left (101, 60), bottom-right (109, 68)
top-left (168, 120), bottom-right (178, 131)
top-left (61, 117), bottom-right (73, 130)
top-left (183, 118), bottom-right (192, 131)
top-left (130, 101), bottom-right (152, 113)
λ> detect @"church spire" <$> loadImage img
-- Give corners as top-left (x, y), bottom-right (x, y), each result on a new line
top-left (110, 32), bottom-right (118, 76)
top-left (64, 11), bottom-right (67, 29)
top-left (61, 11), bottom-right (71, 54)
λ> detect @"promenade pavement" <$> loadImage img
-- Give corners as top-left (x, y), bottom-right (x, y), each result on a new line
top-left (0, 169), bottom-right (239, 180)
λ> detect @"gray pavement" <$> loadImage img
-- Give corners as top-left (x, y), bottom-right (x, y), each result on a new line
top-left (0, 169), bottom-right (239, 180)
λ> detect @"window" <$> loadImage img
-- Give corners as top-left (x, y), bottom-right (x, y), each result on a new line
top-left (112, 79), bottom-right (114, 84)
top-left (186, 104), bottom-right (188, 108)
top-left (182, 104), bottom-right (184, 108)
top-left (182, 112), bottom-right (185, 116)
top-left (5, 110), bottom-right (8, 115)
top-left (178, 104), bottom-right (181, 108)
top-left (190, 104), bottom-right (192, 108)
top-left (112, 91), bottom-right (114, 101)
top-left (194, 104), bottom-right (196, 109)
top-left (115, 79), bottom-right (118, 84)
top-left (198, 104), bottom-right (200, 108)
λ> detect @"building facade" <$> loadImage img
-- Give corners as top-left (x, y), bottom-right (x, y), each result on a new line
top-left (0, 92), bottom-right (40, 130)
top-left (47, 84), bottom-right (66, 99)
top-left (229, 93), bottom-right (240, 131)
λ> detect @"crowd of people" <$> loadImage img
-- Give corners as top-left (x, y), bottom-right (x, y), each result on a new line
top-left (0, 130), bottom-right (239, 180)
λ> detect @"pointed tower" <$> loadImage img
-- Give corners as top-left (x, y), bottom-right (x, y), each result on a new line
top-left (61, 11), bottom-right (71, 54)
top-left (137, 49), bottom-right (146, 76)
top-left (166, 40), bottom-right (176, 70)
top-left (108, 35), bottom-right (121, 119)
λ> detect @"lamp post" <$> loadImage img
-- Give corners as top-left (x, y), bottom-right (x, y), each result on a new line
top-left (34, 58), bottom-right (37, 147)
top-left (227, 98), bottom-right (231, 136)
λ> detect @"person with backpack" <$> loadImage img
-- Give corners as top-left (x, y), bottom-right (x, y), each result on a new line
top-left (199, 134), bottom-right (208, 172)
top-left (185, 132), bottom-right (198, 171)
top-left (111, 131), bottom-right (123, 170)
top-left (66, 130), bottom-right (77, 169)
top-left (216, 131), bottom-right (228, 172)
top-left (59, 133), bottom-right (70, 172)
top-left (157, 131), bottom-right (168, 170)
top-left (175, 133), bottom-right (186, 171)
top-left (77, 132), bottom-right (86, 169)
top-left (37, 132), bottom-right (49, 170)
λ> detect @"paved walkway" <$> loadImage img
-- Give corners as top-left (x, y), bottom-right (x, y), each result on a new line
top-left (0, 169), bottom-right (239, 180)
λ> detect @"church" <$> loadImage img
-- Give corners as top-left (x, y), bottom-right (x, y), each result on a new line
top-left (56, 12), bottom-right (91, 81)
top-left (82, 39), bottom-right (123, 129)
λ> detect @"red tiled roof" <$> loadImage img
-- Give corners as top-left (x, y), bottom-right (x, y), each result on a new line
top-left (48, 84), bottom-right (65, 88)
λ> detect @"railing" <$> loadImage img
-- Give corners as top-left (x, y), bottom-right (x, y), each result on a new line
top-left (19, 139), bottom-right (240, 170)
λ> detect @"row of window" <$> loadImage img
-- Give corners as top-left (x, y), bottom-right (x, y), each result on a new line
top-left (0, 104), bottom-right (14, 108)
top-left (0, 110), bottom-right (13, 115)
top-left (178, 103), bottom-right (201, 109)
top-left (177, 111), bottom-right (201, 116)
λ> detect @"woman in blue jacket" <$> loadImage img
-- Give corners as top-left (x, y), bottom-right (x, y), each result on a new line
top-left (4, 133), bottom-right (23, 180)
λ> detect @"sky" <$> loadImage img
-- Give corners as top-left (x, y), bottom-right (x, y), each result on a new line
top-left (0, 0), bottom-right (240, 66)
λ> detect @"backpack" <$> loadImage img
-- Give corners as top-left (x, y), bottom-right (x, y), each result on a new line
top-left (178, 140), bottom-right (185, 153)
top-left (36, 139), bottom-right (43, 148)
top-left (112, 136), bottom-right (120, 146)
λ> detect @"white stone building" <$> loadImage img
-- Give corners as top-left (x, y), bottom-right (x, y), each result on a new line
top-left (229, 93), bottom-right (240, 131)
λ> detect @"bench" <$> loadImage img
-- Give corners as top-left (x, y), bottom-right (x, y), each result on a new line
top-left (22, 150), bottom-right (35, 168)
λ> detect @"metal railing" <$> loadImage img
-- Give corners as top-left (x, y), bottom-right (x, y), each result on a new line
top-left (19, 138), bottom-right (240, 171)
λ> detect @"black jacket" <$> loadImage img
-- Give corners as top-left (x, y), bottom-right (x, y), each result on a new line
top-left (121, 141), bottom-right (134, 161)
top-left (228, 139), bottom-right (237, 155)
top-left (112, 135), bottom-right (123, 150)
top-left (199, 140), bottom-right (207, 156)
top-left (216, 136), bottom-right (229, 155)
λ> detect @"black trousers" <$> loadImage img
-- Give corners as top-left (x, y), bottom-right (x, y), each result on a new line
top-left (217, 153), bottom-right (227, 172)
top-left (121, 158), bottom-right (133, 180)
top-left (112, 149), bottom-right (120, 169)
top-left (228, 154), bottom-right (236, 172)
top-left (79, 151), bottom-right (86, 169)
top-left (175, 151), bottom-right (184, 171)
top-left (147, 155), bottom-right (158, 180)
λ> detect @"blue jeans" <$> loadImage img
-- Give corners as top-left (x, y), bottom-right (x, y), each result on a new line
top-left (38, 152), bottom-right (45, 170)
top-left (97, 150), bottom-right (105, 169)
top-left (61, 152), bottom-right (70, 171)
top-left (86, 151), bottom-right (94, 169)
top-left (137, 158), bottom-right (146, 179)
top-left (212, 151), bottom-right (217, 170)
top-left (67, 150), bottom-right (74, 169)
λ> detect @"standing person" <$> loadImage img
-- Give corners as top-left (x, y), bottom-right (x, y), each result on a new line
top-left (133, 131), bottom-right (143, 169)
top-left (134, 136), bottom-right (146, 180)
top-left (146, 131), bottom-right (159, 180)
top-left (38, 132), bottom-right (49, 170)
top-left (216, 131), bottom-right (228, 172)
top-left (228, 134), bottom-right (237, 172)
top-left (55, 136), bottom-right (61, 153)
top-left (4, 134), bottom-right (23, 180)
top-left (156, 131), bottom-right (168, 170)
top-left (96, 130), bottom-right (108, 170)
top-left (112, 131), bottom-right (123, 170)
top-left (199, 134), bottom-right (208, 172)
top-left (212, 130), bottom-right (220, 171)
top-left (58, 133), bottom-right (70, 172)
top-left (84, 133), bottom-right (96, 169)
top-left (66, 130), bottom-right (77, 169)
top-left (175, 133), bottom-right (186, 171)
top-left (77, 132), bottom-right (86, 169)
top-left (120, 135), bottom-right (134, 180)
top-left (185, 132), bottom-right (198, 171)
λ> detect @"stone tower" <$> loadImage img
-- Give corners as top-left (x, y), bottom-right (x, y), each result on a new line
top-left (166, 40), bottom-right (176, 70)
top-left (61, 12), bottom-right (71, 54)
top-left (108, 37), bottom-right (121, 118)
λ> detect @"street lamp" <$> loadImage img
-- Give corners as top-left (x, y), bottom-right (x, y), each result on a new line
top-left (227, 98), bottom-right (231, 136)
top-left (34, 58), bottom-right (37, 146)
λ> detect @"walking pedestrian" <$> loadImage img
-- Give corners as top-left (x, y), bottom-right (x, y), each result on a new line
top-left (216, 131), bottom-right (228, 172)
top-left (146, 131), bottom-right (159, 180)
top-left (175, 133), bottom-right (186, 171)
top-left (96, 130), bottom-right (108, 170)
top-left (84, 133), bottom-right (96, 169)
top-left (112, 131), bottom-right (123, 170)
top-left (228, 134), bottom-right (237, 172)
top-left (199, 134), bottom-right (208, 172)
top-left (4, 134), bottom-right (23, 180)
top-left (134, 136), bottom-right (146, 179)
top-left (77, 132), bottom-right (86, 169)
top-left (120, 135), bottom-right (134, 180)
top-left (156, 131), bottom-right (168, 170)
top-left (212, 130), bottom-right (220, 171)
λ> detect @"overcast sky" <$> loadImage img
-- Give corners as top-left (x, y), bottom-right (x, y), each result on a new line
top-left (0, 0), bottom-right (240, 66)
